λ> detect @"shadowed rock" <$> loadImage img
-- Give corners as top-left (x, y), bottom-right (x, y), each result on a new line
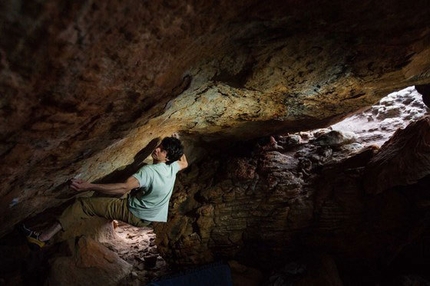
top-left (364, 116), bottom-right (430, 195)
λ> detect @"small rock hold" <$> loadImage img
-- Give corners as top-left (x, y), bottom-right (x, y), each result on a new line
top-left (313, 130), bottom-right (357, 147)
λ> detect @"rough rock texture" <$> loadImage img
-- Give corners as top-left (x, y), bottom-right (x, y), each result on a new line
top-left (0, 218), bottom-right (170, 285)
top-left (364, 117), bottom-right (430, 194)
top-left (153, 90), bottom-right (430, 283)
top-left (48, 236), bottom-right (133, 286)
top-left (153, 124), bottom-right (430, 283)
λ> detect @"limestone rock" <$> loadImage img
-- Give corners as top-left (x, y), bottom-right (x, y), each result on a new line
top-left (48, 236), bottom-right (133, 285)
top-left (312, 130), bottom-right (357, 147)
top-left (363, 116), bottom-right (430, 194)
top-left (155, 111), bottom-right (430, 281)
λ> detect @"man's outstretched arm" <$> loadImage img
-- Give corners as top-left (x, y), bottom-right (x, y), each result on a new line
top-left (70, 176), bottom-right (140, 195)
top-left (177, 154), bottom-right (188, 170)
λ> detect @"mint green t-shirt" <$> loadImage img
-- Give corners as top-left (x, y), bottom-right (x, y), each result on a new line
top-left (128, 161), bottom-right (180, 222)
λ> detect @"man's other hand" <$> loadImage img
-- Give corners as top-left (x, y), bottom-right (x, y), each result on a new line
top-left (70, 179), bottom-right (91, 192)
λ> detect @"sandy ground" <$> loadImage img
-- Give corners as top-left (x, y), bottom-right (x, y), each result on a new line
top-left (103, 221), bottom-right (171, 285)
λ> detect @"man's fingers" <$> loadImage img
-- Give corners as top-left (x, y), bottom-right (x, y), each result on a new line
top-left (70, 179), bottom-right (84, 191)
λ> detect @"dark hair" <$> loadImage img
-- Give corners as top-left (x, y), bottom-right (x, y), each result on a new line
top-left (161, 137), bottom-right (184, 165)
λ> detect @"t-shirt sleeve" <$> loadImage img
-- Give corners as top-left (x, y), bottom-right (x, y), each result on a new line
top-left (172, 161), bottom-right (181, 174)
top-left (132, 165), bottom-right (151, 188)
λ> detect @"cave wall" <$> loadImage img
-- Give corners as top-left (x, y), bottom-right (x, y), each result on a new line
top-left (154, 116), bottom-right (430, 283)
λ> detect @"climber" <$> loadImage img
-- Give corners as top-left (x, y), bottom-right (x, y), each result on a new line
top-left (20, 136), bottom-right (188, 249)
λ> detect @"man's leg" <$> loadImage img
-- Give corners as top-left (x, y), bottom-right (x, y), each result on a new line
top-left (56, 196), bottom-right (150, 231)
top-left (39, 222), bottom-right (62, 241)
top-left (72, 196), bottom-right (151, 227)
top-left (26, 196), bottom-right (150, 247)
top-left (36, 197), bottom-right (118, 242)
top-left (37, 197), bottom-right (97, 242)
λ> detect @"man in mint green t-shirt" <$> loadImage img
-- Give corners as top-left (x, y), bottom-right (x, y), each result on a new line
top-left (21, 136), bottom-right (188, 249)
top-left (128, 153), bottom-right (183, 222)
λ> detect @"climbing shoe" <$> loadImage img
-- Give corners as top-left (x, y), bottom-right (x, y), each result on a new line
top-left (18, 224), bottom-right (46, 250)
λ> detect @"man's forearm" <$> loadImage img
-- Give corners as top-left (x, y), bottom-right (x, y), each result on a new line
top-left (178, 154), bottom-right (188, 170)
top-left (88, 183), bottom-right (130, 195)
top-left (70, 177), bottom-right (139, 194)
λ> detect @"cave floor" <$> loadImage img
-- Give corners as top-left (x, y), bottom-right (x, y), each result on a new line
top-left (0, 221), bottom-right (171, 285)
top-left (105, 221), bottom-right (172, 284)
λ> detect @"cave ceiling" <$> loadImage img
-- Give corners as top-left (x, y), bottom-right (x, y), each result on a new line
top-left (0, 0), bottom-right (430, 237)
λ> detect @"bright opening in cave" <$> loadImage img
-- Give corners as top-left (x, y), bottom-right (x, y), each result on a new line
top-left (330, 86), bottom-right (427, 147)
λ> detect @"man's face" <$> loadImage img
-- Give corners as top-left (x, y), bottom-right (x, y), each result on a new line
top-left (151, 144), bottom-right (169, 162)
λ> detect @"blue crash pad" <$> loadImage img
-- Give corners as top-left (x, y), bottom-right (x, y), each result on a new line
top-left (148, 262), bottom-right (233, 286)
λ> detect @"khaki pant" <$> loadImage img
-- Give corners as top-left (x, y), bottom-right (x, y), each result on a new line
top-left (58, 196), bottom-right (151, 231)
